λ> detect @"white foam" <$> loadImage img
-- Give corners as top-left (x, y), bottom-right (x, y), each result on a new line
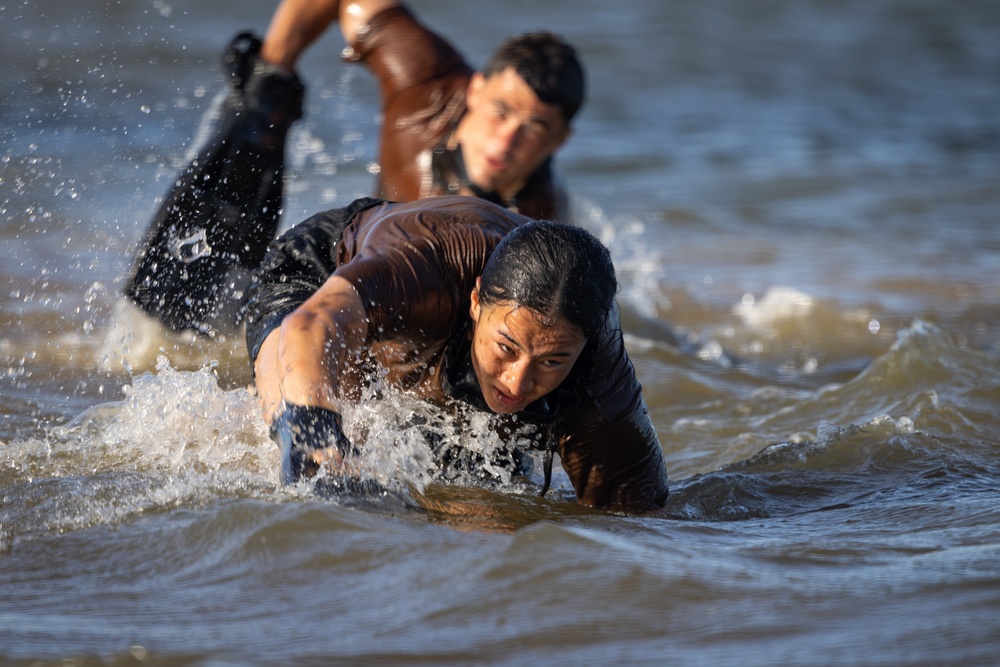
top-left (733, 286), bottom-right (815, 328)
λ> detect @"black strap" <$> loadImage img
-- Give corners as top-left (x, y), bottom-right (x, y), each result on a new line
top-left (539, 450), bottom-right (554, 497)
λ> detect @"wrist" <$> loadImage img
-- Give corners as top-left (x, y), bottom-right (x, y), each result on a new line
top-left (271, 403), bottom-right (352, 484)
top-left (260, 41), bottom-right (299, 74)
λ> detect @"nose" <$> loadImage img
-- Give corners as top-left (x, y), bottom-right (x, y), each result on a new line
top-left (495, 118), bottom-right (521, 151)
top-left (502, 362), bottom-right (534, 398)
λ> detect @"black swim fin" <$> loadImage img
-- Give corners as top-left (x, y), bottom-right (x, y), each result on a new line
top-left (124, 32), bottom-right (305, 334)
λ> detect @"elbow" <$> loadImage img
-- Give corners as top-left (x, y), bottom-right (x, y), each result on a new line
top-left (577, 482), bottom-right (669, 515)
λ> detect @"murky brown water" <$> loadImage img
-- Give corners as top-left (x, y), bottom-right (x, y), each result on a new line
top-left (3, 0), bottom-right (1000, 664)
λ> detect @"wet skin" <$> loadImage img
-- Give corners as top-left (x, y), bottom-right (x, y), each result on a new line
top-left (457, 67), bottom-right (572, 201)
top-left (468, 284), bottom-right (586, 415)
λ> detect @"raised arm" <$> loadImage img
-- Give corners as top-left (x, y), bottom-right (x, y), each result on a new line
top-left (253, 275), bottom-right (369, 420)
top-left (260, 0), bottom-right (402, 70)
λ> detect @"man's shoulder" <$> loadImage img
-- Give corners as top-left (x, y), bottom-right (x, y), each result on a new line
top-left (513, 161), bottom-right (570, 222)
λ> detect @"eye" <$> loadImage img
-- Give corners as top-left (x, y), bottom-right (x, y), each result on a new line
top-left (522, 121), bottom-right (549, 140)
top-left (497, 341), bottom-right (514, 355)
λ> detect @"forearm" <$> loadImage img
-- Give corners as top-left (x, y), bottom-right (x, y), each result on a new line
top-left (253, 313), bottom-right (341, 416)
top-left (253, 276), bottom-right (369, 420)
top-left (262, 0), bottom-right (342, 70)
top-left (560, 400), bottom-right (670, 513)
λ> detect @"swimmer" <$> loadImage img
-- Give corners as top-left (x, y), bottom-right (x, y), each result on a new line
top-left (248, 195), bottom-right (669, 513)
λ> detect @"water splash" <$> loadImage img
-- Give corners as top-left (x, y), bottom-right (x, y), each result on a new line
top-left (0, 356), bottom-right (566, 548)
top-left (0, 357), bottom-right (274, 549)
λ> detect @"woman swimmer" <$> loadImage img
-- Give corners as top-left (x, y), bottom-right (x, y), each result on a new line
top-left (247, 195), bottom-right (668, 512)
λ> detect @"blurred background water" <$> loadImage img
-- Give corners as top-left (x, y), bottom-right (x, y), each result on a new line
top-left (2, 0), bottom-right (1000, 665)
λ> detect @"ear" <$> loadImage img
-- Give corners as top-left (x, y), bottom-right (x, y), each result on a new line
top-left (465, 72), bottom-right (486, 112)
top-left (469, 277), bottom-right (482, 322)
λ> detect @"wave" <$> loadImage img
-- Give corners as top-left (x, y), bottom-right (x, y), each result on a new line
top-left (663, 321), bottom-right (1000, 521)
top-left (3, 320), bottom-right (997, 549)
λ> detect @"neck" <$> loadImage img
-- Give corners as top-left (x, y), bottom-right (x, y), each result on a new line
top-left (451, 122), bottom-right (526, 203)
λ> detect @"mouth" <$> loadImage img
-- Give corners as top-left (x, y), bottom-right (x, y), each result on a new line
top-left (491, 386), bottom-right (524, 411)
top-left (485, 155), bottom-right (508, 174)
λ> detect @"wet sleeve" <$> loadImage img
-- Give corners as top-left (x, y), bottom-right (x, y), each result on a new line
top-left (558, 307), bottom-right (670, 512)
top-left (344, 6), bottom-right (470, 97)
top-left (334, 220), bottom-right (494, 344)
top-left (243, 197), bottom-right (383, 364)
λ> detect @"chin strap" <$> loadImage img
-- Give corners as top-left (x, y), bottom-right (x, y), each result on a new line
top-left (539, 449), bottom-right (555, 498)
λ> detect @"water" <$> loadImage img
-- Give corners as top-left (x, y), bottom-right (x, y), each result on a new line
top-left (3, 0), bottom-right (1000, 664)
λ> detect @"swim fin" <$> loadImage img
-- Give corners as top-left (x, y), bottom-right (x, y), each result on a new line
top-left (124, 32), bottom-right (305, 334)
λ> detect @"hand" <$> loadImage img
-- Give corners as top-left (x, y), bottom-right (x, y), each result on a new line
top-left (270, 404), bottom-right (354, 484)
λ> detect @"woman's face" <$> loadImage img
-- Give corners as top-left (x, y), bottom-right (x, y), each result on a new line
top-left (469, 285), bottom-right (586, 414)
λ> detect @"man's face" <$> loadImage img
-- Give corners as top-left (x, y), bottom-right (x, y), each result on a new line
top-left (457, 67), bottom-right (572, 200)
top-left (469, 285), bottom-right (586, 414)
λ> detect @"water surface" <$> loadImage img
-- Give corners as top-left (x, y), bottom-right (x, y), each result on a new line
top-left (2, 0), bottom-right (1000, 664)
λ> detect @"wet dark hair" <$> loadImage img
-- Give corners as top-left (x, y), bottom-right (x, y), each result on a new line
top-left (483, 32), bottom-right (586, 123)
top-left (479, 221), bottom-right (616, 341)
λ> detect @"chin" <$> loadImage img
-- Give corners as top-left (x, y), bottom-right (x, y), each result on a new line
top-left (486, 401), bottom-right (520, 415)
top-left (469, 169), bottom-right (504, 193)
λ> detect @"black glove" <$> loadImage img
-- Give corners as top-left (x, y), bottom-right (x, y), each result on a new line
top-left (270, 404), bottom-right (354, 485)
top-left (270, 404), bottom-right (391, 498)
